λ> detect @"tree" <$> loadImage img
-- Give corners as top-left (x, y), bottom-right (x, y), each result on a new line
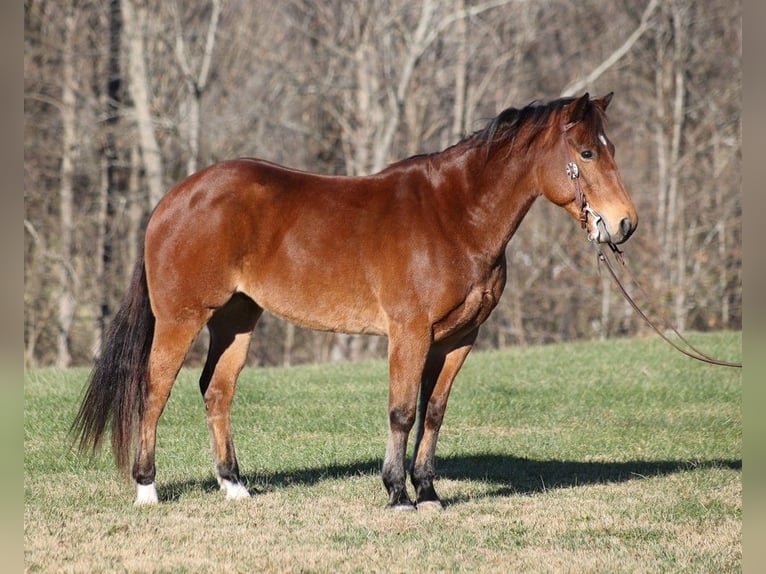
top-left (171, 0), bottom-right (224, 175)
top-left (95, 0), bottom-right (124, 356)
top-left (23, 0), bottom-right (742, 367)
top-left (123, 0), bottom-right (164, 208)
top-left (54, 3), bottom-right (78, 367)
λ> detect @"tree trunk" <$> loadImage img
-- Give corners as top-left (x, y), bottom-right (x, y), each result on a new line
top-left (56, 7), bottom-right (77, 368)
top-left (127, 142), bottom-right (143, 282)
top-left (654, 21), bottom-right (669, 251)
top-left (508, 268), bottom-right (527, 347)
top-left (96, 0), bottom-right (123, 357)
top-left (451, 0), bottom-right (468, 140)
top-left (599, 269), bottom-right (612, 340)
top-left (668, 0), bottom-right (688, 328)
top-left (674, 193), bottom-right (687, 331)
top-left (283, 322), bottom-right (295, 367)
top-left (654, 0), bottom-right (688, 316)
top-left (24, 220), bottom-right (45, 368)
top-left (123, 0), bottom-right (164, 207)
top-left (173, 0), bottom-right (223, 175)
top-left (714, 133), bottom-right (729, 328)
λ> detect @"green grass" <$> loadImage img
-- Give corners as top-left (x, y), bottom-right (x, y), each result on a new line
top-left (24, 332), bottom-right (741, 573)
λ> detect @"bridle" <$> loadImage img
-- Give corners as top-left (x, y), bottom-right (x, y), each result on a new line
top-left (560, 119), bottom-right (588, 230)
top-left (559, 118), bottom-right (741, 369)
top-left (560, 119), bottom-right (624, 260)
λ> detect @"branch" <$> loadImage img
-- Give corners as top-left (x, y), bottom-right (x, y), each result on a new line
top-left (197, 0), bottom-right (223, 92)
top-left (374, 0), bottom-right (518, 171)
top-left (171, 0), bottom-right (194, 88)
top-left (560, 0), bottom-right (660, 97)
top-left (422, 0), bottom-right (520, 53)
top-left (172, 0), bottom-right (224, 92)
top-left (24, 219), bottom-right (43, 246)
top-left (374, 0), bottom-right (436, 171)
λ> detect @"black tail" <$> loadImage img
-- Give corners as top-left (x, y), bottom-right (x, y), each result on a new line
top-left (71, 251), bottom-right (155, 475)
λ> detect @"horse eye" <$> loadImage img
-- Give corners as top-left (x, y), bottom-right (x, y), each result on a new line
top-left (580, 150), bottom-right (594, 160)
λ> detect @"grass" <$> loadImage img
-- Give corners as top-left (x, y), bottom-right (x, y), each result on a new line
top-left (24, 332), bottom-right (741, 573)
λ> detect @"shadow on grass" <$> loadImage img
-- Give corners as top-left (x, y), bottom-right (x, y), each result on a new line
top-left (436, 454), bottom-right (741, 506)
top-left (158, 454), bottom-right (741, 505)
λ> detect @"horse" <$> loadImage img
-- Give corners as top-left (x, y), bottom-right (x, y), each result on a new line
top-left (73, 92), bottom-right (637, 510)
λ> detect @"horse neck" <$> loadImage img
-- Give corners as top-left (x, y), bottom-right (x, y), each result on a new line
top-left (430, 138), bottom-right (545, 259)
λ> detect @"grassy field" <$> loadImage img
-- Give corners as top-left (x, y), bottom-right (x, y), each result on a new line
top-left (24, 332), bottom-right (741, 573)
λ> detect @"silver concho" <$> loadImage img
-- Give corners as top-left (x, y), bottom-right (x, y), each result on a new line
top-left (565, 161), bottom-right (579, 180)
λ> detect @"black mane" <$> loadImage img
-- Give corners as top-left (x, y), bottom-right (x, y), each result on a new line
top-left (469, 96), bottom-right (607, 154)
top-left (385, 95), bottom-right (607, 170)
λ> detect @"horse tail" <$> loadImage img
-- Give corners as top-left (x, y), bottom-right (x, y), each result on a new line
top-left (71, 250), bottom-right (154, 475)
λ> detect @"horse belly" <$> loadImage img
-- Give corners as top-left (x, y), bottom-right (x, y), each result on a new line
top-left (243, 257), bottom-right (387, 336)
top-left (259, 288), bottom-right (387, 335)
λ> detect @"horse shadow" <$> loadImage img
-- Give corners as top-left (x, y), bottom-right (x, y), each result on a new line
top-left (158, 454), bottom-right (741, 505)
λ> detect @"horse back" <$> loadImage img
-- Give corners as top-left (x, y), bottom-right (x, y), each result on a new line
top-left (145, 158), bottom-right (499, 337)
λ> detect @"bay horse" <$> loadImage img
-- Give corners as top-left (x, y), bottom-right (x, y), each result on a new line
top-left (73, 93), bottom-right (637, 510)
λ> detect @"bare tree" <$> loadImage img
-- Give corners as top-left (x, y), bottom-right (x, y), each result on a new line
top-left (123, 0), bottom-right (164, 207)
top-left (95, 0), bottom-right (123, 355)
top-left (560, 0), bottom-right (660, 97)
top-left (172, 0), bottom-right (224, 175)
top-left (55, 3), bottom-right (78, 367)
top-left (23, 0), bottom-right (742, 367)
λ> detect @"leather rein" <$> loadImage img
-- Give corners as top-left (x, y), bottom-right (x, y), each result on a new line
top-left (559, 120), bottom-right (741, 369)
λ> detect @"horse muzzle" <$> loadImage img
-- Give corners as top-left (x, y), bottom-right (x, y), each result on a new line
top-left (587, 207), bottom-right (637, 245)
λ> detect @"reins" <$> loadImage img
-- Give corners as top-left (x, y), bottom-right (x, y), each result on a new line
top-left (559, 118), bottom-right (741, 369)
top-left (595, 247), bottom-right (741, 368)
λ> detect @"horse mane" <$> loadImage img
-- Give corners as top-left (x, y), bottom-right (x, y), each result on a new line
top-left (383, 95), bottom-right (608, 171)
top-left (468, 96), bottom-right (608, 155)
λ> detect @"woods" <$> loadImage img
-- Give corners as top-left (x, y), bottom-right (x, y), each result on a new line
top-left (23, 0), bottom-right (741, 368)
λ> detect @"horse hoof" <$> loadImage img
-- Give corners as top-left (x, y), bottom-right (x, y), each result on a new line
top-left (221, 479), bottom-right (251, 500)
top-left (417, 500), bottom-right (443, 512)
top-left (388, 501), bottom-right (416, 512)
top-left (134, 483), bottom-right (159, 506)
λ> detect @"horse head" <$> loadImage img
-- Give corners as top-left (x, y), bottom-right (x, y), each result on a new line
top-left (545, 92), bottom-right (638, 245)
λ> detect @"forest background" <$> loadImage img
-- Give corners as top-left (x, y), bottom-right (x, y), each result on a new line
top-left (23, 0), bottom-right (741, 368)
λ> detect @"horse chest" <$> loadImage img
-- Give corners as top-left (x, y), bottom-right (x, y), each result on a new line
top-left (432, 264), bottom-right (506, 341)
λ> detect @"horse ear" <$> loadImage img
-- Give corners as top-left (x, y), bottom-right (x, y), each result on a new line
top-left (568, 92), bottom-right (590, 124)
top-left (595, 92), bottom-right (614, 111)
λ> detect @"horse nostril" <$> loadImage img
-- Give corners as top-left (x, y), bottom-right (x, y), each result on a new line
top-left (619, 217), bottom-right (634, 239)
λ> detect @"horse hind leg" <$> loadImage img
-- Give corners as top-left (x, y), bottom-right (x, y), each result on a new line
top-left (199, 293), bottom-right (262, 500)
top-left (408, 349), bottom-right (446, 509)
top-left (134, 315), bottom-right (209, 505)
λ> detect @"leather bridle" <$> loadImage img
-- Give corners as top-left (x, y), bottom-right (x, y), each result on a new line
top-left (560, 119), bottom-right (624, 261)
top-left (559, 119), bottom-right (588, 230)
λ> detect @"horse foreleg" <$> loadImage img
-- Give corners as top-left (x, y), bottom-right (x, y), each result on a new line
top-left (200, 295), bottom-right (261, 500)
top-left (410, 329), bottom-right (478, 510)
top-left (133, 318), bottom-right (206, 505)
top-left (381, 328), bottom-right (430, 510)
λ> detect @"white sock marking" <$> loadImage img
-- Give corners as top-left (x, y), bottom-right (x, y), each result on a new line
top-left (134, 483), bottom-right (159, 506)
top-left (221, 479), bottom-right (250, 500)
